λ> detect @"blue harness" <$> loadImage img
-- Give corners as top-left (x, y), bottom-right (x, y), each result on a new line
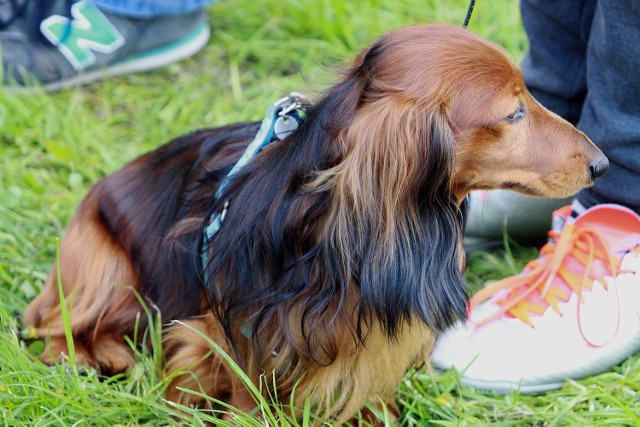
top-left (201, 93), bottom-right (308, 274)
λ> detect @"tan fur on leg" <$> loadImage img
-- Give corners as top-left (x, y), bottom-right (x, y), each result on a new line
top-left (355, 399), bottom-right (400, 426)
top-left (164, 315), bottom-right (254, 414)
top-left (293, 321), bottom-right (432, 425)
top-left (41, 335), bottom-right (97, 371)
top-left (23, 190), bottom-right (142, 373)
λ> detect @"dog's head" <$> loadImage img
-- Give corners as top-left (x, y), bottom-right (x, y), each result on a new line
top-left (343, 24), bottom-right (607, 202)
top-left (305, 24), bottom-right (607, 337)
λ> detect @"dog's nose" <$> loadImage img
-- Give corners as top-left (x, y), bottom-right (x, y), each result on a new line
top-left (589, 157), bottom-right (609, 181)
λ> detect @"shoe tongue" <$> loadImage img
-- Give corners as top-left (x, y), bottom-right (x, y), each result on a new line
top-left (551, 213), bottom-right (568, 233)
top-left (573, 204), bottom-right (640, 254)
top-left (515, 206), bottom-right (631, 314)
top-left (550, 205), bottom-right (575, 233)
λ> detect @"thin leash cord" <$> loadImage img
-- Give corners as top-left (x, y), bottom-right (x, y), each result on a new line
top-left (463, 0), bottom-right (476, 28)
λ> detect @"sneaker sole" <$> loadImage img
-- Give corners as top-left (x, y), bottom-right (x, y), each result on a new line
top-left (431, 364), bottom-right (566, 395)
top-left (11, 21), bottom-right (210, 92)
top-left (459, 377), bottom-right (564, 395)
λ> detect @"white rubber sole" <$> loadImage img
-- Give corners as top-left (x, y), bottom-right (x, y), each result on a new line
top-left (459, 377), bottom-right (564, 395)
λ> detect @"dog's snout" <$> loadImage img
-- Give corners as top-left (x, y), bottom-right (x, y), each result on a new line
top-left (589, 157), bottom-right (609, 181)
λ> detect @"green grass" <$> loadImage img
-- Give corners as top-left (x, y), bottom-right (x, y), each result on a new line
top-left (1, 0), bottom-right (639, 425)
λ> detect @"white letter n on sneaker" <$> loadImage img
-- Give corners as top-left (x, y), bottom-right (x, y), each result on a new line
top-left (40, 1), bottom-right (124, 71)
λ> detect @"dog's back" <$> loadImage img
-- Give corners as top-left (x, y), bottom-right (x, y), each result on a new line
top-left (23, 124), bottom-right (258, 371)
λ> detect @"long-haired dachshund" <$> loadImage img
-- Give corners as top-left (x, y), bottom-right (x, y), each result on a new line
top-left (23, 24), bottom-right (607, 423)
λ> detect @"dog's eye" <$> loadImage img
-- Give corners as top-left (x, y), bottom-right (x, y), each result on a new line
top-left (506, 105), bottom-right (525, 122)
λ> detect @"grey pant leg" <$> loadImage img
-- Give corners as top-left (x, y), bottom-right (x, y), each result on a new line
top-left (520, 0), bottom-right (596, 125)
top-left (575, 1), bottom-right (640, 212)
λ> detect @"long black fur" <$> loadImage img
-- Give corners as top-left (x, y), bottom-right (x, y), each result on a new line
top-left (193, 46), bottom-right (468, 369)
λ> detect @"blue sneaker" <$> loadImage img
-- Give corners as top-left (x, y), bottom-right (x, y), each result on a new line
top-left (1, 0), bottom-right (210, 90)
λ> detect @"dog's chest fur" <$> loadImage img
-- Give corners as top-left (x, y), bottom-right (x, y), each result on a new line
top-left (299, 320), bottom-right (434, 421)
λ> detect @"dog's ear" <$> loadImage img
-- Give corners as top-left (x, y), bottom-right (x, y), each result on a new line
top-left (323, 96), bottom-right (468, 339)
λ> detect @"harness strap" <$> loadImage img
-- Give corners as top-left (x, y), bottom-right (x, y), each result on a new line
top-left (201, 93), bottom-right (308, 275)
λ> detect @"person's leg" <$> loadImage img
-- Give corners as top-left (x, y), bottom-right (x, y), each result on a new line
top-left (91, 0), bottom-right (211, 18)
top-left (574, 0), bottom-right (640, 213)
top-left (464, 0), bottom-right (595, 247)
top-left (1, 0), bottom-right (214, 90)
top-left (520, 0), bottom-right (595, 124)
top-left (435, 0), bottom-right (640, 394)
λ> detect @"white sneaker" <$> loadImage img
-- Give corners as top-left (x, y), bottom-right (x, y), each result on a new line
top-left (432, 204), bottom-right (640, 394)
top-left (464, 190), bottom-right (571, 250)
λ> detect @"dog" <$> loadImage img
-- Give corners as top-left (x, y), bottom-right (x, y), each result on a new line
top-left (23, 24), bottom-right (607, 423)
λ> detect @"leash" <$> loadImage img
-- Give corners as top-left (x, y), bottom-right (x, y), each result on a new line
top-left (201, 93), bottom-right (309, 275)
top-left (462, 0), bottom-right (476, 28)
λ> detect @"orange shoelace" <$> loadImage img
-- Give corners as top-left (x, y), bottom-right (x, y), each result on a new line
top-left (468, 222), bottom-right (623, 347)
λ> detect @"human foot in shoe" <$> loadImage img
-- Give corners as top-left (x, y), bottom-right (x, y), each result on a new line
top-left (432, 204), bottom-right (640, 393)
top-left (1, 0), bottom-right (210, 91)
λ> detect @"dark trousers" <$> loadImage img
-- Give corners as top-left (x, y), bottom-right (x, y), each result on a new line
top-left (521, 0), bottom-right (640, 212)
